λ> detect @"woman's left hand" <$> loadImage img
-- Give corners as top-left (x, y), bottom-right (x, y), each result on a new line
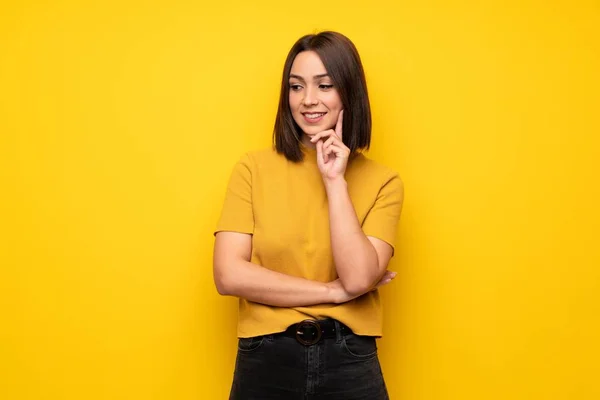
top-left (310, 110), bottom-right (350, 182)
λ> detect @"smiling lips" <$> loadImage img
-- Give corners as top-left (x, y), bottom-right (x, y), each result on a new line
top-left (302, 111), bottom-right (327, 123)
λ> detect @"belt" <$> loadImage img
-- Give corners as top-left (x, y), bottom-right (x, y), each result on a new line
top-left (279, 319), bottom-right (352, 346)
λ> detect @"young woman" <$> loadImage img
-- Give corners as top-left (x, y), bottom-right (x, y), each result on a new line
top-left (213, 31), bottom-right (404, 399)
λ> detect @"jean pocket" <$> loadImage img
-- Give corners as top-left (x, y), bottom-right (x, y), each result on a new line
top-left (341, 334), bottom-right (378, 359)
top-left (237, 336), bottom-right (265, 353)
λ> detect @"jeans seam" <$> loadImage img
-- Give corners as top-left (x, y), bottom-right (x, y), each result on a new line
top-left (237, 336), bottom-right (266, 353)
top-left (341, 336), bottom-right (378, 359)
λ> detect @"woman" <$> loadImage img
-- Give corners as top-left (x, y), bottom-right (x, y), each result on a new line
top-left (213, 31), bottom-right (404, 399)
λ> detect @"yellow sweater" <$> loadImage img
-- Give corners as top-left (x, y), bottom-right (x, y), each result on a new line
top-left (215, 145), bottom-right (404, 337)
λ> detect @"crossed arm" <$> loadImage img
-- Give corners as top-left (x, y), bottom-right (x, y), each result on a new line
top-left (212, 228), bottom-right (395, 307)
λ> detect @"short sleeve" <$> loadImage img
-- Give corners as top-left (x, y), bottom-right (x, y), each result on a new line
top-left (362, 172), bottom-right (404, 251)
top-left (214, 154), bottom-right (254, 235)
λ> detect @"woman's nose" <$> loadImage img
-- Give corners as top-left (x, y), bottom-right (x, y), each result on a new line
top-left (303, 88), bottom-right (319, 106)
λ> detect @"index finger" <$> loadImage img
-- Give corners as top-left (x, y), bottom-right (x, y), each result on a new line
top-left (335, 110), bottom-right (344, 139)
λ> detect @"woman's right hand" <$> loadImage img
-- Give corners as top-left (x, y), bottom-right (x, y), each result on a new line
top-left (327, 271), bottom-right (397, 304)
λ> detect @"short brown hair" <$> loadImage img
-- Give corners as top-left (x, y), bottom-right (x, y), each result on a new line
top-left (273, 31), bottom-right (372, 162)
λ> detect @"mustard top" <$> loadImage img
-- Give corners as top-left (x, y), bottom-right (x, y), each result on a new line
top-left (215, 146), bottom-right (403, 337)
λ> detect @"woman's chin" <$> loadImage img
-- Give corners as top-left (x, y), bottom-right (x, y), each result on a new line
top-left (301, 128), bottom-right (320, 137)
top-left (301, 124), bottom-right (334, 136)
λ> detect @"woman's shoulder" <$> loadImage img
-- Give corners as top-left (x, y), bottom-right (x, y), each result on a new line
top-left (349, 153), bottom-right (404, 198)
top-left (350, 152), bottom-right (401, 182)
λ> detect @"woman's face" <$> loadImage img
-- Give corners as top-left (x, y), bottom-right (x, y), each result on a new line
top-left (288, 51), bottom-right (343, 139)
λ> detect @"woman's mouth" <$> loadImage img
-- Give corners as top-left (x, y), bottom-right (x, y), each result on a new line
top-left (302, 112), bottom-right (326, 123)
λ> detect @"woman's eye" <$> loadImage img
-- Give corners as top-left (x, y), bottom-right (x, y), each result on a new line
top-left (319, 84), bottom-right (334, 90)
top-left (289, 84), bottom-right (302, 91)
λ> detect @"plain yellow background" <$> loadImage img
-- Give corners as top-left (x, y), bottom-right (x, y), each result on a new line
top-left (1, 1), bottom-right (599, 399)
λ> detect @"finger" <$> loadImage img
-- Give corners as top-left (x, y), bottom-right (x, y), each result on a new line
top-left (325, 144), bottom-right (349, 159)
top-left (375, 273), bottom-right (397, 288)
top-left (378, 271), bottom-right (396, 284)
top-left (380, 272), bottom-right (393, 282)
top-left (374, 278), bottom-right (392, 288)
top-left (310, 130), bottom-right (334, 143)
top-left (310, 129), bottom-right (336, 143)
top-left (316, 140), bottom-right (325, 165)
top-left (323, 135), bottom-right (338, 149)
top-left (335, 110), bottom-right (344, 139)
top-left (322, 140), bottom-right (332, 163)
top-left (384, 271), bottom-right (397, 281)
top-left (323, 132), bottom-right (349, 152)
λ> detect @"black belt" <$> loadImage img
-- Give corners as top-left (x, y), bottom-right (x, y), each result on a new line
top-left (279, 319), bottom-right (352, 346)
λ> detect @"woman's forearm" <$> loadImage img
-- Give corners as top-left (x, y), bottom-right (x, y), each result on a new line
top-left (325, 178), bottom-right (381, 295)
top-left (215, 258), bottom-right (336, 307)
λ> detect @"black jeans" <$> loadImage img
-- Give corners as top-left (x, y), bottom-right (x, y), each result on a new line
top-left (229, 320), bottom-right (389, 399)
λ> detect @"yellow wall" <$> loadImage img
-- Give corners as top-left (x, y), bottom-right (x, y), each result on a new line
top-left (1, 1), bottom-right (599, 399)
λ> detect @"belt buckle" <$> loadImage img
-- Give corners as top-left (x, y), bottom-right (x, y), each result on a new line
top-left (295, 319), bottom-right (322, 346)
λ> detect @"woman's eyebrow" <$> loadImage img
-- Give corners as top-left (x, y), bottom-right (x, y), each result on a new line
top-left (289, 73), bottom-right (330, 81)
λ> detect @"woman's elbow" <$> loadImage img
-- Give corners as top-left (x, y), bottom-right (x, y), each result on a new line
top-left (341, 277), bottom-right (373, 297)
top-left (340, 259), bottom-right (381, 296)
top-left (214, 278), bottom-right (230, 296)
top-left (213, 265), bottom-right (235, 296)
